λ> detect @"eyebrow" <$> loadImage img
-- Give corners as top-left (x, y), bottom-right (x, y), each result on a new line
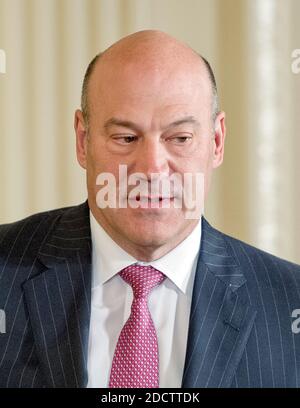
top-left (103, 116), bottom-right (200, 132)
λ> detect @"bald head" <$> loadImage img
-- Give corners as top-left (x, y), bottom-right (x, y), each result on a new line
top-left (81, 30), bottom-right (218, 127)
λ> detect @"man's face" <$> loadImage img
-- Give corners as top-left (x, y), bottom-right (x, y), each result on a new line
top-left (75, 51), bottom-right (225, 259)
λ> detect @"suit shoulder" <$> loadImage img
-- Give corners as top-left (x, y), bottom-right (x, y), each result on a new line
top-left (0, 204), bottom-right (78, 258)
top-left (203, 218), bottom-right (300, 285)
top-left (0, 205), bottom-right (71, 237)
top-left (219, 228), bottom-right (300, 285)
top-left (225, 231), bottom-right (299, 267)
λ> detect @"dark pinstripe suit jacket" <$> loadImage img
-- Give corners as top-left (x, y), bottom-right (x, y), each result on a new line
top-left (0, 201), bottom-right (300, 388)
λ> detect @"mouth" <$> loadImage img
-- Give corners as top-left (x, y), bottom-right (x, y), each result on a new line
top-left (127, 194), bottom-right (175, 209)
top-left (135, 195), bottom-right (174, 202)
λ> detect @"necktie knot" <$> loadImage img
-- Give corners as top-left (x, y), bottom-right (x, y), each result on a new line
top-left (119, 264), bottom-right (165, 299)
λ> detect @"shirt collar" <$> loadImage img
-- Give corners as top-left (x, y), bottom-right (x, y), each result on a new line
top-left (90, 210), bottom-right (201, 294)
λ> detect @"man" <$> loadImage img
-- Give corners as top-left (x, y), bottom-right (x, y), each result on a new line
top-left (0, 30), bottom-right (300, 388)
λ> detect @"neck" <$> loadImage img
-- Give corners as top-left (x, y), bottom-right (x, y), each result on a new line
top-left (89, 201), bottom-right (199, 262)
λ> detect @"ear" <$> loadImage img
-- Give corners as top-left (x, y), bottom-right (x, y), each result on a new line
top-left (212, 111), bottom-right (226, 168)
top-left (74, 109), bottom-right (88, 169)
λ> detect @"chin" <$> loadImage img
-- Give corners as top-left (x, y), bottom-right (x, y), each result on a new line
top-left (126, 221), bottom-right (171, 247)
top-left (128, 233), bottom-right (171, 251)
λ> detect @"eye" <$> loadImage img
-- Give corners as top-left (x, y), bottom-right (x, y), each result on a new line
top-left (167, 134), bottom-right (193, 144)
top-left (112, 135), bottom-right (138, 144)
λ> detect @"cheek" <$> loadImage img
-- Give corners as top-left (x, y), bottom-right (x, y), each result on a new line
top-left (198, 140), bottom-right (215, 169)
top-left (87, 139), bottom-right (114, 173)
top-left (177, 148), bottom-right (212, 174)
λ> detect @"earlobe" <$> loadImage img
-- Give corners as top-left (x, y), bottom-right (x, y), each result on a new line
top-left (74, 109), bottom-right (88, 170)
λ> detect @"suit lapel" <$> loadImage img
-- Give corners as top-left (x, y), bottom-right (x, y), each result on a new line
top-left (22, 202), bottom-right (92, 387)
top-left (182, 217), bottom-right (257, 388)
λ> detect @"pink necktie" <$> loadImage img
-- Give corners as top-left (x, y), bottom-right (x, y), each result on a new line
top-left (109, 264), bottom-right (166, 388)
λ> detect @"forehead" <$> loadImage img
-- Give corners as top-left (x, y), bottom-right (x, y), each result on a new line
top-left (88, 54), bottom-right (211, 123)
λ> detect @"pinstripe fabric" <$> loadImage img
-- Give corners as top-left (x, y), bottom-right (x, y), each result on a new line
top-left (182, 224), bottom-right (300, 387)
top-left (0, 203), bottom-right (91, 387)
top-left (1, 201), bottom-right (300, 387)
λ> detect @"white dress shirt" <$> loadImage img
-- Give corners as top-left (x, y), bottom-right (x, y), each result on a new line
top-left (86, 211), bottom-right (202, 388)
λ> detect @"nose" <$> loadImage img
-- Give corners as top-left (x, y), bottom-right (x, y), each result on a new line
top-left (135, 137), bottom-right (169, 178)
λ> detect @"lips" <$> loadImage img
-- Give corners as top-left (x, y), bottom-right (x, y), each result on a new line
top-left (127, 194), bottom-right (175, 207)
top-left (135, 195), bottom-right (173, 201)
